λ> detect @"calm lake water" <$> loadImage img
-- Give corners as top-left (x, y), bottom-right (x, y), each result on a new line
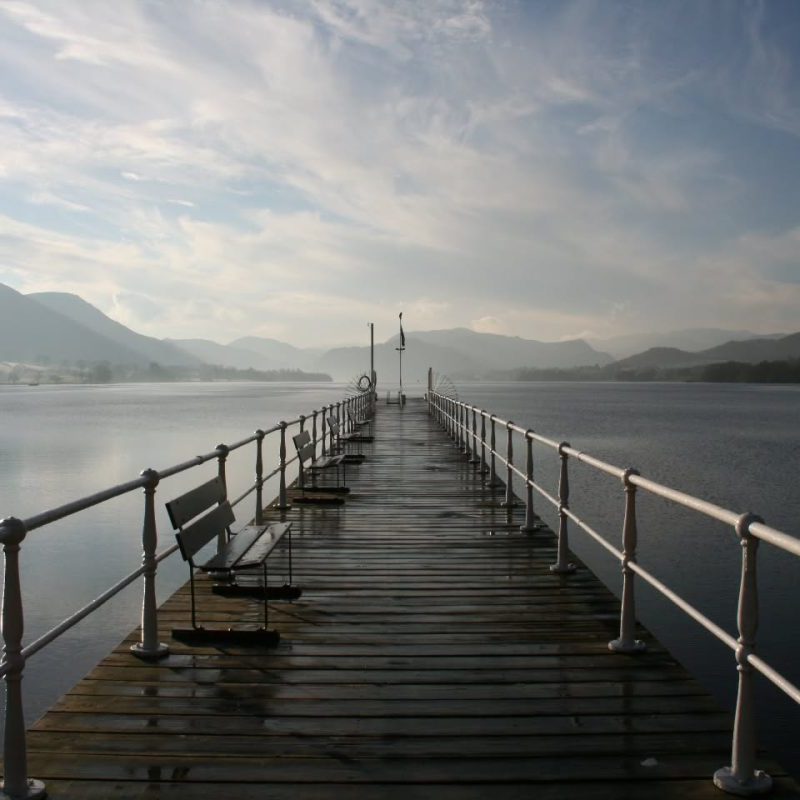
top-left (1, 381), bottom-right (799, 774)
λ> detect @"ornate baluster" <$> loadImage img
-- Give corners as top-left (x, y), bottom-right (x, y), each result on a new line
top-left (550, 443), bottom-right (576, 573)
top-left (131, 469), bottom-right (169, 661)
top-left (469, 408), bottom-right (480, 466)
top-left (501, 422), bottom-right (515, 511)
top-left (215, 443), bottom-right (229, 550)
top-left (447, 398), bottom-right (452, 437)
top-left (520, 431), bottom-right (542, 533)
top-left (714, 513), bottom-right (772, 795)
top-left (254, 429), bottom-right (265, 525)
top-left (609, 469), bottom-right (645, 653)
top-left (489, 415), bottom-right (500, 487)
top-left (479, 411), bottom-right (488, 477)
top-left (0, 517), bottom-right (46, 799)
top-left (277, 421), bottom-right (290, 510)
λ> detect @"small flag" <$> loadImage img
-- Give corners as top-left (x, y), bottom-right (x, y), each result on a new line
top-left (399, 312), bottom-right (405, 348)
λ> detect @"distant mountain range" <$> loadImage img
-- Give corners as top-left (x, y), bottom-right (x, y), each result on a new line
top-left (587, 328), bottom-right (785, 359)
top-left (613, 332), bottom-right (800, 371)
top-left (166, 336), bottom-right (322, 372)
top-left (1, 283), bottom-right (796, 383)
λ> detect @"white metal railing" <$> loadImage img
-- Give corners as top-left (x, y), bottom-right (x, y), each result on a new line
top-left (427, 384), bottom-right (799, 797)
top-left (0, 390), bottom-right (374, 798)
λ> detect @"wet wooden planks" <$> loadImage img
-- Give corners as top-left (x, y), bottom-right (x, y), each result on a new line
top-left (22, 398), bottom-right (799, 798)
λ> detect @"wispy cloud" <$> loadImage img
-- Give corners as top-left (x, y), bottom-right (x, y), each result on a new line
top-left (0, 0), bottom-right (798, 345)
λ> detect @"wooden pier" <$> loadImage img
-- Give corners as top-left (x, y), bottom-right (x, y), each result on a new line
top-left (21, 399), bottom-right (799, 798)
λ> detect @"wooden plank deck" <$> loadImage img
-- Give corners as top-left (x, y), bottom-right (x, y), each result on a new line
top-left (23, 398), bottom-right (799, 798)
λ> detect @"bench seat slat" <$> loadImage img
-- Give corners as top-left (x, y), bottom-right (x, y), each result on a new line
top-left (200, 525), bottom-right (265, 571)
top-left (310, 454), bottom-right (344, 470)
top-left (200, 522), bottom-right (292, 571)
top-left (232, 522), bottom-right (292, 569)
top-left (177, 502), bottom-right (235, 561)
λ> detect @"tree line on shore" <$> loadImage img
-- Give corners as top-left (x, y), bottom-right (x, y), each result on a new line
top-left (494, 358), bottom-right (800, 383)
top-left (3, 360), bottom-right (332, 385)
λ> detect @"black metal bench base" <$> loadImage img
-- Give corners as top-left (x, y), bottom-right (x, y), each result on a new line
top-left (171, 627), bottom-right (280, 646)
top-left (294, 494), bottom-right (345, 505)
top-left (212, 583), bottom-right (302, 600)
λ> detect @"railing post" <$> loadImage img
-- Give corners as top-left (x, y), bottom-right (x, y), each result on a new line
top-left (462, 405), bottom-right (471, 457)
top-left (489, 415), bottom-right (500, 487)
top-left (131, 469), bottom-right (169, 661)
top-left (501, 422), bottom-right (515, 509)
top-left (550, 442), bottom-right (576, 574)
top-left (609, 469), bottom-right (645, 653)
top-left (469, 408), bottom-right (480, 465)
top-left (714, 513), bottom-right (772, 796)
top-left (446, 398), bottom-right (451, 436)
top-left (479, 411), bottom-right (488, 476)
top-left (254, 429), bottom-right (265, 526)
top-left (215, 443), bottom-right (229, 550)
top-left (312, 410), bottom-right (318, 457)
top-left (321, 411), bottom-right (328, 457)
top-left (277, 421), bottom-right (290, 510)
top-left (329, 404), bottom-right (336, 453)
top-left (520, 430), bottom-right (543, 532)
top-left (0, 517), bottom-right (46, 800)
top-left (336, 401), bottom-right (342, 448)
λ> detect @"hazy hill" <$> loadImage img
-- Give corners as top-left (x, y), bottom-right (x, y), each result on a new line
top-left (317, 328), bottom-right (612, 381)
top-left (0, 283), bottom-right (148, 364)
top-left (30, 291), bottom-right (200, 366)
top-left (410, 328), bottom-right (613, 370)
top-left (319, 336), bottom-right (484, 383)
top-left (166, 338), bottom-right (276, 370)
top-left (614, 332), bottom-right (800, 370)
top-left (231, 336), bottom-right (322, 370)
top-left (166, 336), bottom-right (322, 371)
top-left (590, 328), bottom-right (785, 359)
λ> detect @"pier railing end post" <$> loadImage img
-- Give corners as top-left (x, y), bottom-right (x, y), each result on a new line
top-left (520, 429), bottom-right (544, 533)
top-left (549, 442), bottom-right (576, 574)
top-left (276, 421), bottom-right (291, 511)
top-left (0, 517), bottom-right (46, 799)
top-left (609, 468), bottom-right (646, 654)
top-left (131, 469), bottom-right (170, 661)
top-left (713, 513), bottom-right (772, 797)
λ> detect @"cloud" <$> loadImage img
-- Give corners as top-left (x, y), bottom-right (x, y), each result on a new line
top-left (0, 1), bottom-right (797, 345)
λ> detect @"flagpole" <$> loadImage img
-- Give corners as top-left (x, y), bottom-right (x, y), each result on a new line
top-left (396, 312), bottom-right (406, 404)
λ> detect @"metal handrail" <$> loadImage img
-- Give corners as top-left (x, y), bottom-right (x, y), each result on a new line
top-left (0, 388), bottom-right (375, 798)
top-left (428, 388), bottom-right (798, 796)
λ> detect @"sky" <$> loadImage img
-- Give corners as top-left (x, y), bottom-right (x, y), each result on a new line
top-left (0, 0), bottom-right (799, 347)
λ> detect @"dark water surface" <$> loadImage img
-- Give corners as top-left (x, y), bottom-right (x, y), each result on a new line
top-left (1, 381), bottom-right (798, 775)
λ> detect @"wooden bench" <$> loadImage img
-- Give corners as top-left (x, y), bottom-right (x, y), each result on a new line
top-left (346, 407), bottom-right (374, 439)
top-left (292, 429), bottom-right (349, 501)
top-left (166, 476), bottom-right (300, 645)
top-left (326, 414), bottom-right (368, 463)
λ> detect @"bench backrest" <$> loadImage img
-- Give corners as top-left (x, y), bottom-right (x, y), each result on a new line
top-left (292, 430), bottom-right (316, 465)
top-left (166, 476), bottom-right (234, 564)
